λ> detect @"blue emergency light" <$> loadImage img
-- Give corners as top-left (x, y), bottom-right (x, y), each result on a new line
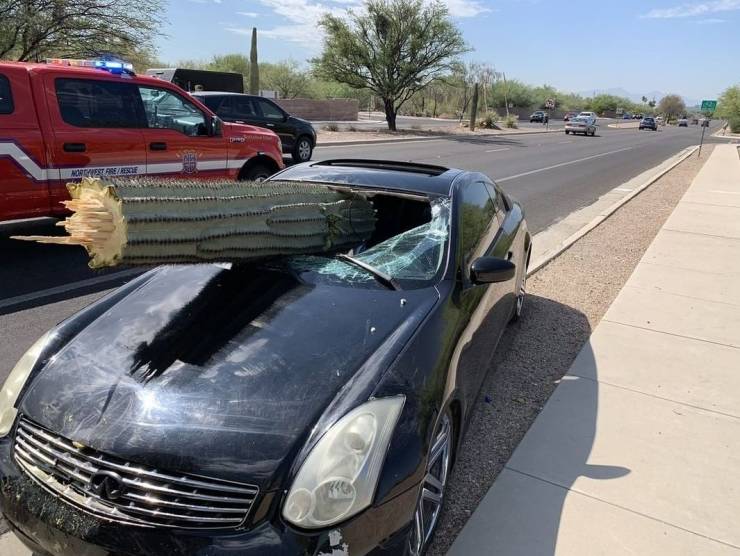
top-left (46, 58), bottom-right (135, 75)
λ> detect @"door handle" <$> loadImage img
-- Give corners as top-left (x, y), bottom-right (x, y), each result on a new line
top-left (266, 123), bottom-right (275, 127)
top-left (149, 142), bottom-right (167, 151)
top-left (63, 143), bottom-right (86, 153)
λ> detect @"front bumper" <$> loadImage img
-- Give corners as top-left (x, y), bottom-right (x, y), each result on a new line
top-left (0, 438), bottom-right (417, 556)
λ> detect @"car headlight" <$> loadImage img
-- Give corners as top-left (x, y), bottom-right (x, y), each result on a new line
top-left (0, 331), bottom-right (54, 437)
top-left (282, 396), bottom-right (404, 528)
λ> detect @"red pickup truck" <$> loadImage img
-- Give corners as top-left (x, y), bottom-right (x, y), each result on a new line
top-left (0, 59), bottom-right (284, 223)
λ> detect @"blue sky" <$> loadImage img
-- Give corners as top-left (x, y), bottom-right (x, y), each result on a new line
top-left (159, 0), bottom-right (740, 100)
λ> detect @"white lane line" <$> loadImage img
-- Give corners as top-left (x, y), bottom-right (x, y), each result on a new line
top-left (495, 146), bottom-right (634, 183)
top-left (614, 187), bottom-right (633, 192)
top-left (0, 269), bottom-right (143, 312)
top-left (485, 147), bottom-right (510, 153)
top-left (316, 139), bottom-right (448, 149)
top-left (558, 140), bottom-right (573, 144)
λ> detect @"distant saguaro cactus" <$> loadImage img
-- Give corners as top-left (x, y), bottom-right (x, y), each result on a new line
top-left (14, 178), bottom-right (376, 268)
top-left (250, 27), bottom-right (260, 95)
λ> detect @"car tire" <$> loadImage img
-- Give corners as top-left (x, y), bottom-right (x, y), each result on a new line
top-left (291, 136), bottom-right (313, 163)
top-left (565, 130), bottom-right (570, 134)
top-left (241, 164), bottom-right (272, 181)
top-left (408, 409), bottom-right (454, 556)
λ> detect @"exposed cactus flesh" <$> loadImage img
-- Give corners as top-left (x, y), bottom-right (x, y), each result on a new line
top-left (14, 177), bottom-right (377, 268)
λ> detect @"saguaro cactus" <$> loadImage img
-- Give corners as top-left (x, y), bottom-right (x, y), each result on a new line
top-left (15, 178), bottom-right (376, 268)
top-left (249, 27), bottom-right (259, 95)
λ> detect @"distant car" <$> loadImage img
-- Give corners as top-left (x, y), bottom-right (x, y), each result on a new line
top-left (530, 110), bottom-right (546, 122)
top-left (677, 118), bottom-right (688, 127)
top-left (565, 116), bottom-right (597, 136)
top-left (577, 111), bottom-right (596, 119)
top-left (632, 113), bottom-right (644, 120)
top-left (639, 117), bottom-right (657, 131)
top-left (563, 112), bottom-right (577, 121)
top-left (193, 92), bottom-right (317, 163)
top-left (622, 113), bottom-right (632, 119)
top-left (690, 117), bottom-right (699, 125)
top-left (656, 116), bottom-right (665, 125)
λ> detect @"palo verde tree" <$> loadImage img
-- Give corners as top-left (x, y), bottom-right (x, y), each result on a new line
top-left (0, 0), bottom-right (163, 62)
top-left (314, 0), bottom-right (468, 130)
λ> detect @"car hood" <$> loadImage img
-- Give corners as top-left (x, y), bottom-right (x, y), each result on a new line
top-left (20, 264), bottom-right (438, 489)
top-left (224, 121), bottom-right (278, 141)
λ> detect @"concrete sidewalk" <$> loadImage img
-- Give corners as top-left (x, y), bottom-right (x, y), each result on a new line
top-left (448, 144), bottom-right (740, 555)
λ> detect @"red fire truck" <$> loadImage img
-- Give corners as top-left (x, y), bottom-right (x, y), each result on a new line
top-left (0, 59), bottom-right (284, 223)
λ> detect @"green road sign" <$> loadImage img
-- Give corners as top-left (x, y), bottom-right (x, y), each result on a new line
top-left (701, 100), bottom-right (717, 112)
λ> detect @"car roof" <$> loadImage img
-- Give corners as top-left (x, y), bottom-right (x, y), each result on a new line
top-left (272, 159), bottom-right (464, 197)
top-left (0, 61), bottom-right (173, 87)
top-left (191, 91), bottom-right (254, 97)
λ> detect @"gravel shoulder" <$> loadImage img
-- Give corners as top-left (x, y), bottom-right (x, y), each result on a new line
top-left (427, 145), bottom-right (714, 555)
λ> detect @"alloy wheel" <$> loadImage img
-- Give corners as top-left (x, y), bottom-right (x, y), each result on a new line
top-left (408, 412), bottom-right (452, 556)
top-left (516, 269), bottom-right (527, 317)
top-left (297, 138), bottom-right (312, 161)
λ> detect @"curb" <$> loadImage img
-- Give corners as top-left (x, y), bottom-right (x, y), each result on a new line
top-left (527, 144), bottom-right (700, 277)
top-left (316, 128), bottom-right (562, 148)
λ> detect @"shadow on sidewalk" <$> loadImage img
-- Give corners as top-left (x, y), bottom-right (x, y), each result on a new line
top-left (430, 293), bottom-right (629, 555)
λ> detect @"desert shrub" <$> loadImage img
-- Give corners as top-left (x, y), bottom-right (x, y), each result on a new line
top-left (323, 123), bottom-right (339, 132)
top-left (504, 115), bottom-right (518, 128)
top-left (730, 118), bottom-right (740, 133)
top-left (479, 112), bottom-right (500, 128)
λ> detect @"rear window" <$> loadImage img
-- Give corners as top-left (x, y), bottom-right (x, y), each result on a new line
top-left (0, 74), bottom-right (13, 114)
top-left (55, 78), bottom-right (145, 128)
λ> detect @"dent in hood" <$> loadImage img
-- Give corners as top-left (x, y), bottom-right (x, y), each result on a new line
top-left (20, 264), bottom-right (437, 488)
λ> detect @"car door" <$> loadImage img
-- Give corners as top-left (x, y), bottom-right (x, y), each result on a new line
top-left (137, 85), bottom-right (229, 178)
top-left (0, 68), bottom-right (52, 220)
top-left (46, 75), bottom-right (148, 209)
top-left (455, 181), bottom-right (508, 403)
top-left (253, 98), bottom-right (293, 152)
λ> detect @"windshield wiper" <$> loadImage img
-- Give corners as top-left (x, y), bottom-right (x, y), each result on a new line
top-left (335, 254), bottom-right (401, 291)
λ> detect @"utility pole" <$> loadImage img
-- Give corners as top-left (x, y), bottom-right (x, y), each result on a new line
top-left (249, 27), bottom-right (259, 95)
top-left (503, 72), bottom-right (510, 118)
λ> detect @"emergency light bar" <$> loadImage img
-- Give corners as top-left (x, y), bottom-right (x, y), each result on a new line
top-left (46, 58), bottom-right (134, 75)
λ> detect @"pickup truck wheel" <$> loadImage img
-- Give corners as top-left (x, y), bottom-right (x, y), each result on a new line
top-left (291, 136), bottom-right (313, 163)
top-left (241, 164), bottom-right (271, 181)
top-left (565, 130), bottom-right (570, 134)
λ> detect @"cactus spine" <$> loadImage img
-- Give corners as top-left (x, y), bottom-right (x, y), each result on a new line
top-left (15, 177), bottom-right (376, 268)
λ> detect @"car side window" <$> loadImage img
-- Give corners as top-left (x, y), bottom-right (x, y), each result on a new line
top-left (231, 97), bottom-right (257, 120)
top-left (257, 99), bottom-right (284, 121)
top-left (0, 74), bottom-right (13, 114)
top-left (138, 86), bottom-right (208, 136)
top-left (55, 78), bottom-right (144, 128)
top-left (459, 182), bottom-right (497, 278)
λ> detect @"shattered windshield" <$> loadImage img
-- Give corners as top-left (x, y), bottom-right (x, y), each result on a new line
top-left (278, 198), bottom-right (450, 289)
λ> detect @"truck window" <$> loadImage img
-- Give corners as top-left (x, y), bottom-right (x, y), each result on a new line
top-left (256, 99), bottom-right (285, 121)
top-left (0, 74), bottom-right (14, 114)
top-left (55, 78), bottom-right (144, 128)
top-left (138, 86), bottom-right (208, 136)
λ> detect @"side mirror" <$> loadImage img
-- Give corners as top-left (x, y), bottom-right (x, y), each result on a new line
top-left (470, 256), bottom-right (516, 285)
top-left (210, 115), bottom-right (223, 137)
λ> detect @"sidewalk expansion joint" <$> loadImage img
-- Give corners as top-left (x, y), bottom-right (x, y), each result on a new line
top-left (602, 318), bottom-right (740, 351)
top-left (620, 283), bottom-right (740, 309)
top-left (503, 467), bottom-right (740, 551)
top-left (640, 260), bottom-right (740, 277)
top-left (662, 227), bottom-right (740, 242)
top-left (566, 372), bottom-right (740, 421)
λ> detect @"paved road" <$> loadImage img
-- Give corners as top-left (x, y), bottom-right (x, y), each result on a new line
top-left (0, 122), bottom-right (721, 383)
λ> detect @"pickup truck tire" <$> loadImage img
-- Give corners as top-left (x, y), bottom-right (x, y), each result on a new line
top-left (292, 136), bottom-right (313, 163)
top-left (242, 164), bottom-right (272, 181)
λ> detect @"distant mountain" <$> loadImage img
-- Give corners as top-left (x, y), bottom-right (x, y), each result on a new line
top-left (575, 87), bottom-right (699, 107)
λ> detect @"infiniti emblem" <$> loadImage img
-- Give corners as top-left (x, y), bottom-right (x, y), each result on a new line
top-left (88, 471), bottom-right (124, 501)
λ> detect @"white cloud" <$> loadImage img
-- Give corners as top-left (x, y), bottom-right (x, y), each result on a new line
top-left (237, 11), bottom-right (259, 17)
top-left (697, 16), bottom-right (727, 22)
top-left (227, 0), bottom-right (488, 49)
top-left (642, 0), bottom-right (740, 18)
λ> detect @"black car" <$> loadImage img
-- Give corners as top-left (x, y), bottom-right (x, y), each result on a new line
top-left (0, 159), bottom-right (530, 556)
top-left (193, 92), bottom-right (317, 163)
top-left (529, 110), bottom-right (545, 122)
top-left (639, 116), bottom-right (657, 130)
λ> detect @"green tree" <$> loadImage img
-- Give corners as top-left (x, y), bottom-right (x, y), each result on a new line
top-left (314, 0), bottom-right (468, 130)
top-left (0, 0), bottom-right (164, 62)
top-left (657, 94), bottom-right (686, 120)
top-left (262, 61), bottom-right (310, 99)
top-left (717, 85), bottom-right (740, 132)
top-left (249, 27), bottom-right (259, 95)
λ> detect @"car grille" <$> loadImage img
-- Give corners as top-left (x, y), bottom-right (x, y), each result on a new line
top-left (13, 417), bottom-right (259, 529)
